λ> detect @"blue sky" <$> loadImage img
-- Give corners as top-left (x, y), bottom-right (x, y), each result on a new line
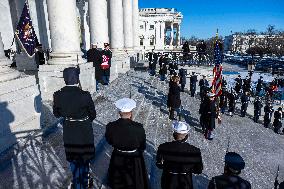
top-left (139, 0), bottom-right (284, 39)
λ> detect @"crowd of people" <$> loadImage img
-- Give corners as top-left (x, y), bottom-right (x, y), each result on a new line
top-left (50, 42), bottom-right (284, 189)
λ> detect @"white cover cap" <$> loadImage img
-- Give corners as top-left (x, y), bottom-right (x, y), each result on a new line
top-left (115, 98), bottom-right (137, 113)
top-left (207, 92), bottom-right (215, 97)
top-left (172, 121), bottom-right (190, 134)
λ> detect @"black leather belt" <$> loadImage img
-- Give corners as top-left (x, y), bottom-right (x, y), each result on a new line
top-left (168, 171), bottom-right (188, 175)
top-left (65, 116), bottom-right (89, 122)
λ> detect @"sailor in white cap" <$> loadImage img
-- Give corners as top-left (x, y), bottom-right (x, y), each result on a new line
top-left (156, 121), bottom-right (203, 189)
top-left (105, 98), bottom-right (149, 189)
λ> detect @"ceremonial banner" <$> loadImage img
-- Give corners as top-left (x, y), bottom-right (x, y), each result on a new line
top-left (212, 40), bottom-right (223, 96)
top-left (15, 2), bottom-right (38, 57)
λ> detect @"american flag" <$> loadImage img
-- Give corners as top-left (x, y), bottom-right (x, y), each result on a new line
top-left (15, 2), bottom-right (38, 57)
top-left (212, 41), bottom-right (223, 96)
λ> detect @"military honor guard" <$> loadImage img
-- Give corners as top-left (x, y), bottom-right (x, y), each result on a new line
top-left (253, 97), bottom-right (263, 122)
top-left (101, 43), bottom-right (112, 85)
top-left (105, 98), bottom-right (149, 189)
top-left (204, 92), bottom-right (217, 140)
top-left (234, 75), bottom-right (242, 95)
top-left (167, 76), bottom-right (181, 120)
top-left (156, 121), bottom-right (203, 189)
top-left (189, 72), bottom-right (198, 97)
top-left (208, 152), bottom-right (251, 188)
top-left (159, 61), bottom-right (167, 81)
top-left (227, 90), bottom-right (237, 117)
top-left (240, 92), bottom-right (250, 117)
top-left (273, 107), bottom-right (283, 134)
top-left (264, 101), bottom-right (274, 128)
top-left (53, 67), bottom-right (97, 188)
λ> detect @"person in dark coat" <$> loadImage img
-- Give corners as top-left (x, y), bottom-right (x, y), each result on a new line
top-left (156, 121), bottom-right (203, 189)
top-left (273, 107), bottom-right (282, 134)
top-left (159, 62), bottom-right (167, 81)
top-left (199, 97), bottom-right (208, 133)
top-left (179, 68), bottom-right (187, 92)
top-left (240, 92), bottom-right (249, 117)
top-left (168, 76), bottom-right (181, 120)
top-left (208, 152), bottom-right (251, 189)
top-left (264, 101), bottom-right (274, 128)
top-left (35, 44), bottom-right (45, 68)
top-left (235, 75), bottom-right (242, 94)
top-left (101, 43), bottom-right (112, 85)
top-left (53, 67), bottom-right (96, 188)
top-left (253, 97), bottom-right (263, 122)
top-left (204, 92), bottom-right (217, 140)
top-left (87, 44), bottom-right (103, 91)
top-left (199, 75), bottom-right (209, 102)
top-left (227, 90), bottom-right (237, 117)
top-left (105, 98), bottom-right (149, 189)
top-left (190, 72), bottom-right (198, 97)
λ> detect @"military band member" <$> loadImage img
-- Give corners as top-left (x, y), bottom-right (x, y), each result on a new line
top-left (190, 72), bottom-right (198, 97)
top-left (219, 90), bottom-right (227, 114)
top-left (208, 152), bottom-right (251, 189)
top-left (159, 62), bottom-right (167, 81)
top-left (264, 101), bottom-right (274, 128)
top-left (242, 76), bottom-right (251, 94)
top-left (53, 67), bottom-right (97, 188)
top-left (241, 92), bottom-right (249, 117)
top-left (256, 76), bottom-right (264, 96)
top-left (105, 98), bottom-right (149, 189)
top-left (156, 121), bottom-right (203, 189)
top-left (273, 107), bottom-right (283, 134)
top-left (235, 75), bottom-right (242, 94)
top-left (253, 97), bottom-right (263, 122)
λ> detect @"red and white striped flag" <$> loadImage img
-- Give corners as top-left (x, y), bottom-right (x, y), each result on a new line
top-left (212, 41), bottom-right (223, 96)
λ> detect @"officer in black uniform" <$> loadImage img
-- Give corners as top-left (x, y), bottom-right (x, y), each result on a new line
top-left (168, 76), bottom-right (181, 120)
top-left (235, 75), bottom-right (242, 95)
top-left (199, 75), bottom-right (209, 102)
top-left (219, 89), bottom-right (227, 114)
top-left (264, 101), bottom-right (274, 128)
top-left (156, 121), bottom-right (203, 189)
top-left (253, 97), bottom-right (263, 122)
top-left (190, 72), bottom-right (198, 97)
top-left (204, 92), bottom-right (217, 140)
top-left (241, 92), bottom-right (249, 117)
top-left (53, 67), bottom-right (97, 188)
top-left (159, 62), bottom-right (167, 81)
top-left (208, 152), bottom-right (251, 189)
top-left (273, 107), bottom-right (283, 134)
top-left (105, 98), bottom-right (149, 189)
top-left (243, 76), bottom-right (251, 94)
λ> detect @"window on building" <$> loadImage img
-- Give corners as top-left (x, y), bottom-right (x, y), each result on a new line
top-left (149, 25), bottom-right (154, 30)
top-left (150, 38), bottom-right (154, 46)
top-left (140, 25), bottom-right (144, 29)
top-left (140, 38), bottom-right (144, 46)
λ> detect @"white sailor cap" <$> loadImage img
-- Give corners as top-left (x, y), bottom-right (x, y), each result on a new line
top-left (115, 98), bottom-right (137, 113)
top-left (207, 92), bottom-right (215, 97)
top-left (172, 121), bottom-right (190, 134)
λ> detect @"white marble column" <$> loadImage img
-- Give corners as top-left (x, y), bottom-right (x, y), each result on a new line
top-left (132, 0), bottom-right (139, 49)
top-left (109, 0), bottom-right (124, 50)
top-left (46, 0), bottom-right (82, 64)
top-left (123, 0), bottom-right (133, 50)
top-left (177, 24), bottom-right (181, 46)
top-left (89, 0), bottom-right (109, 49)
top-left (170, 22), bottom-right (174, 47)
top-left (161, 22), bottom-right (165, 47)
top-left (0, 33), bottom-right (20, 83)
